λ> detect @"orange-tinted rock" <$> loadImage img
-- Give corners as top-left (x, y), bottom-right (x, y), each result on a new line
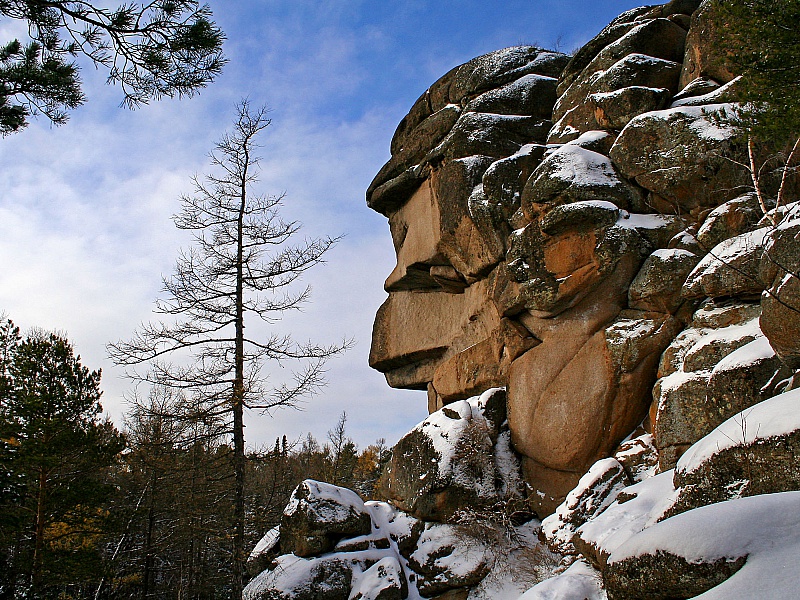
top-left (679, 0), bottom-right (738, 89)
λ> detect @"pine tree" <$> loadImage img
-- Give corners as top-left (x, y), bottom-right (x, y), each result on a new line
top-left (0, 0), bottom-right (225, 134)
top-left (714, 0), bottom-right (800, 145)
top-left (0, 321), bottom-right (124, 598)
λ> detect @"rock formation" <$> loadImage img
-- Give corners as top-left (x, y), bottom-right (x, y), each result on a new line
top-left (247, 0), bottom-right (800, 597)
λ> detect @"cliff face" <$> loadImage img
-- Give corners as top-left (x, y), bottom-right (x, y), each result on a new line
top-left (245, 1), bottom-right (800, 598)
top-left (365, 0), bottom-right (798, 516)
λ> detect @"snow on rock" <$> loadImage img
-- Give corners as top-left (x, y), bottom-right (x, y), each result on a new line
top-left (243, 554), bottom-right (354, 600)
top-left (407, 522), bottom-right (491, 597)
top-left (670, 76), bottom-right (742, 108)
top-left (651, 303), bottom-right (774, 471)
top-left (663, 388), bottom-right (800, 517)
top-left (605, 492), bottom-right (800, 600)
top-left (683, 228), bottom-right (769, 299)
top-left (610, 102), bottom-right (748, 214)
top-left (541, 458), bottom-right (629, 555)
top-left (521, 144), bottom-right (641, 218)
top-left (518, 558), bottom-right (607, 600)
top-left (350, 556), bottom-right (407, 600)
top-left (280, 480), bottom-right (372, 557)
top-left (678, 387), bottom-right (800, 473)
top-left (250, 526), bottom-right (280, 562)
top-left (572, 470), bottom-right (678, 569)
top-left (380, 388), bottom-right (522, 522)
top-left (628, 248), bottom-right (701, 314)
top-left (466, 522), bottom-right (560, 600)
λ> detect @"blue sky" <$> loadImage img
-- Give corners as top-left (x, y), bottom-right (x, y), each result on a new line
top-left (0, 0), bottom-right (643, 449)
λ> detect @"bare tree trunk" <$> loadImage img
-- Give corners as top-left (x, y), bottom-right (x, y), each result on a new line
top-left (231, 155), bottom-right (248, 600)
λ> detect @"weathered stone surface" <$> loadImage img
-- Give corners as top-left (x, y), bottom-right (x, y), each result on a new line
top-left (427, 113), bottom-right (550, 164)
top-left (573, 471), bottom-right (677, 570)
top-left (508, 274), bottom-right (675, 485)
top-left (606, 491), bottom-right (800, 600)
top-left (521, 458), bottom-right (583, 519)
top-left (605, 550), bottom-right (745, 600)
top-left (369, 46), bottom-right (568, 216)
top-left (591, 85), bottom-right (671, 130)
top-left (379, 390), bottom-right (521, 522)
top-left (556, 6), bottom-right (653, 95)
top-left (614, 433), bottom-right (659, 483)
top-left (652, 310), bottom-right (767, 470)
top-left (482, 144), bottom-right (546, 221)
top-left (370, 280), bottom-right (500, 390)
top-left (679, 0), bottom-right (738, 89)
top-left (610, 104), bottom-right (748, 214)
top-left (550, 53), bottom-right (683, 143)
top-left (407, 522), bottom-right (491, 596)
top-left (672, 76), bottom-right (720, 102)
top-left (244, 555), bottom-right (354, 600)
top-left (629, 248), bottom-right (701, 314)
top-left (760, 207), bottom-right (800, 368)
top-left (248, 526), bottom-right (281, 577)
top-left (521, 145), bottom-right (642, 221)
top-left (553, 19), bottom-right (687, 124)
top-left (281, 480), bottom-right (372, 558)
top-left (667, 388), bottom-right (800, 517)
top-left (682, 228), bottom-right (768, 299)
top-left (541, 457), bottom-right (630, 555)
top-left (464, 74), bottom-right (558, 118)
top-left (431, 319), bottom-right (537, 403)
top-left (696, 192), bottom-right (769, 250)
top-left (350, 557), bottom-right (407, 600)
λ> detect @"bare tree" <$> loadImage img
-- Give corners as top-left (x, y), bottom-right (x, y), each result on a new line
top-left (108, 100), bottom-right (349, 598)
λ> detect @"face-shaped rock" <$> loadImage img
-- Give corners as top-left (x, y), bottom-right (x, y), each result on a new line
top-left (367, 30), bottom-right (714, 515)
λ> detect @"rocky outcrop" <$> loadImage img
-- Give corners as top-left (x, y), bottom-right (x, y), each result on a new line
top-left (245, 397), bottom-right (557, 600)
top-left (246, 1), bottom-right (800, 598)
top-left (365, 0), bottom-right (800, 526)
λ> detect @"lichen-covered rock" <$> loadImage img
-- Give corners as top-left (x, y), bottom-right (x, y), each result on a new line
top-left (281, 480), bottom-right (372, 557)
top-left (695, 192), bottom-right (769, 250)
top-left (541, 457), bottom-right (630, 555)
top-left (609, 104), bottom-right (747, 214)
top-left (550, 53), bottom-right (683, 143)
top-left (679, 0), bottom-right (738, 89)
top-left (591, 85), bottom-right (671, 129)
top-left (760, 205), bottom-right (800, 368)
top-left (629, 248), bottom-right (701, 314)
top-left (667, 389), bottom-right (800, 516)
top-left (682, 228), bottom-right (769, 299)
top-left (368, 46), bottom-right (568, 216)
top-left (613, 434), bottom-right (659, 483)
top-left (605, 492), bottom-right (800, 600)
top-left (521, 146), bottom-right (642, 220)
top-left (482, 144), bottom-right (547, 221)
top-left (605, 548), bottom-right (745, 600)
top-left (652, 306), bottom-right (771, 469)
top-left (379, 389), bottom-right (522, 522)
top-left (553, 18), bottom-right (687, 124)
top-left (407, 522), bottom-right (491, 597)
top-left (243, 555), bottom-right (354, 600)
top-left (463, 74), bottom-right (558, 118)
